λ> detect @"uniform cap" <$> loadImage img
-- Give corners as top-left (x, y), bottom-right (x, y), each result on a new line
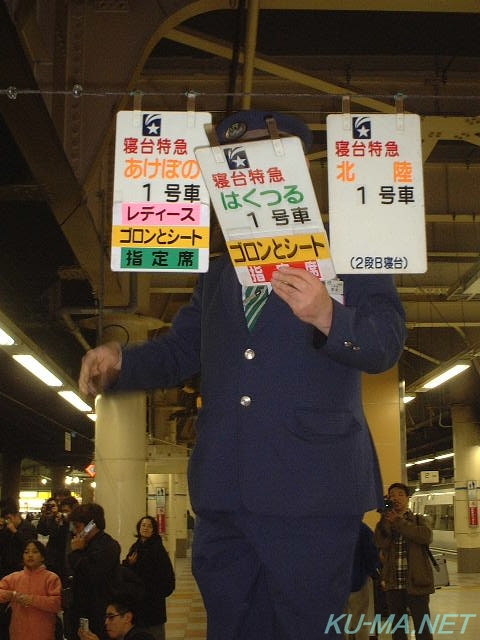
top-left (216, 110), bottom-right (313, 152)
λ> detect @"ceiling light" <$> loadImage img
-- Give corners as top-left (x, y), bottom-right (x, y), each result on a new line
top-left (58, 390), bottom-right (92, 412)
top-left (435, 452), bottom-right (454, 460)
top-left (403, 394), bottom-right (415, 403)
top-left (13, 354), bottom-right (63, 387)
top-left (0, 328), bottom-right (15, 345)
top-left (87, 413), bottom-right (97, 422)
top-left (407, 350), bottom-right (474, 393)
top-left (422, 363), bottom-right (470, 389)
top-left (415, 457), bottom-right (435, 465)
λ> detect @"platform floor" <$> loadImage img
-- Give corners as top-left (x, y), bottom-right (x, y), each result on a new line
top-left (165, 555), bottom-right (480, 639)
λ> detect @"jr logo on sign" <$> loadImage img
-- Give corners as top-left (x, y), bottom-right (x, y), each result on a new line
top-left (352, 116), bottom-right (371, 139)
top-left (224, 146), bottom-right (250, 170)
top-left (142, 113), bottom-right (162, 136)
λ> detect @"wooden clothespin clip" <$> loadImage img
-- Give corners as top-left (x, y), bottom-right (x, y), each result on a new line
top-left (186, 91), bottom-right (198, 128)
top-left (342, 95), bottom-right (351, 131)
top-left (265, 116), bottom-right (284, 156)
top-left (132, 89), bottom-right (143, 126)
top-left (204, 123), bottom-right (224, 163)
top-left (395, 93), bottom-right (405, 131)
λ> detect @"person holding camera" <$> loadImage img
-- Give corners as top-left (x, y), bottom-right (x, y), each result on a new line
top-left (374, 482), bottom-right (434, 640)
top-left (0, 498), bottom-right (37, 579)
top-left (37, 496), bottom-right (79, 585)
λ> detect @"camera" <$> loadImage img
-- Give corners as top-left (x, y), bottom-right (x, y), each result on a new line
top-left (383, 498), bottom-right (394, 512)
top-left (377, 496), bottom-right (394, 514)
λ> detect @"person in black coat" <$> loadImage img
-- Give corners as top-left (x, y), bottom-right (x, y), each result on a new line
top-left (68, 503), bottom-right (121, 640)
top-left (123, 516), bottom-right (175, 640)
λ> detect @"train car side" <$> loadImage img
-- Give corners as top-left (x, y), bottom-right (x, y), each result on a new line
top-left (410, 487), bottom-right (456, 553)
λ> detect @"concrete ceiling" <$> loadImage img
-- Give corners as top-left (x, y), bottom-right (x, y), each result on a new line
top-left (1, 0), bottom-right (480, 477)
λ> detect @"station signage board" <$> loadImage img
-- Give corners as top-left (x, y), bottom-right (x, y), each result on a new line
top-left (111, 110), bottom-right (211, 273)
top-left (195, 136), bottom-right (336, 286)
top-left (327, 113), bottom-right (427, 274)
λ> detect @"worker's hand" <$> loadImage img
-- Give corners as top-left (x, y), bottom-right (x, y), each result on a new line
top-left (78, 341), bottom-right (123, 396)
top-left (271, 267), bottom-right (333, 334)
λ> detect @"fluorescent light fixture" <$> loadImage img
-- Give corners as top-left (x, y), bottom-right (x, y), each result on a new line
top-left (435, 452), bottom-right (454, 460)
top-left (405, 462), bottom-right (415, 467)
top-left (58, 390), bottom-right (92, 412)
top-left (13, 354), bottom-right (62, 387)
top-left (422, 363), bottom-right (470, 389)
top-left (415, 457), bottom-right (435, 465)
top-left (403, 394), bottom-right (415, 404)
top-left (87, 413), bottom-right (97, 422)
top-left (0, 328), bottom-right (15, 345)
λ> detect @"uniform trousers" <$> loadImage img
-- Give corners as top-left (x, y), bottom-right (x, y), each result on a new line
top-left (192, 509), bottom-right (362, 640)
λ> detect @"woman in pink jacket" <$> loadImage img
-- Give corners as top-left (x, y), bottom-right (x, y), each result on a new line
top-left (0, 539), bottom-right (61, 640)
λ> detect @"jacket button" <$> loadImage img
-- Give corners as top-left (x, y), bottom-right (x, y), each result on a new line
top-left (240, 395), bottom-right (252, 407)
top-left (244, 348), bottom-right (255, 360)
top-left (344, 340), bottom-right (353, 348)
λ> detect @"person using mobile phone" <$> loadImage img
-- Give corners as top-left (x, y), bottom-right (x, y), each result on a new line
top-left (67, 503), bottom-right (121, 640)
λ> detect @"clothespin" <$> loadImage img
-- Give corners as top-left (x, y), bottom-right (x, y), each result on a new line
top-left (395, 93), bottom-right (405, 131)
top-left (132, 90), bottom-right (143, 126)
top-left (186, 91), bottom-right (198, 128)
top-left (204, 123), bottom-right (224, 163)
top-left (265, 116), bottom-right (284, 156)
top-left (342, 95), bottom-right (351, 131)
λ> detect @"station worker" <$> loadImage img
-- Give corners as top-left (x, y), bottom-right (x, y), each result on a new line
top-left (79, 109), bottom-right (407, 640)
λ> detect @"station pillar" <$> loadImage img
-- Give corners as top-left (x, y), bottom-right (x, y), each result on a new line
top-left (92, 314), bottom-right (162, 557)
top-left (95, 391), bottom-right (147, 556)
top-left (452, 404), bottom-right (480, 572)
top-left (362, 365), bottom-right (403, 530)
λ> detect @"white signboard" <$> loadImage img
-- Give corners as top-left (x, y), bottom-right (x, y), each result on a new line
top-left (111, 110), bottom-right (211, 273)
top-left (327, 113), bottom-right (427, 274)
top-left (195, 136), bottom-right (336, 286)
top-left (420, 470), bottom-right (440, 484)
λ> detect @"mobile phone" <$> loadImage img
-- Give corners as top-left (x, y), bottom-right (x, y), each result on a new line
top-left (79, 617), bottom-right (89, 632)
top-left (81, 520), bottom-right (96, 537)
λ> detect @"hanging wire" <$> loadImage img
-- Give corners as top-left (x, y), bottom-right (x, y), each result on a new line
top-left (2, 85), bottom-right (480, 108)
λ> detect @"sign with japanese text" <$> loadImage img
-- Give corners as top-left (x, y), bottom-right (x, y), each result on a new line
top-left (467, 479), bottom-right (478, 528)
top-left (327, 113), bottom-right (427, 274)
top-left (111, 111), bottom-right (211, 272)
top-left (195, 136), bottom-right (336, 286)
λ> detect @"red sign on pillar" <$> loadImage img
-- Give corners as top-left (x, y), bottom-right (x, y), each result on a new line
top-left (467, 480), bottom-right (478, 528)
top-left (156, 488), bottom-right (166, 534)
